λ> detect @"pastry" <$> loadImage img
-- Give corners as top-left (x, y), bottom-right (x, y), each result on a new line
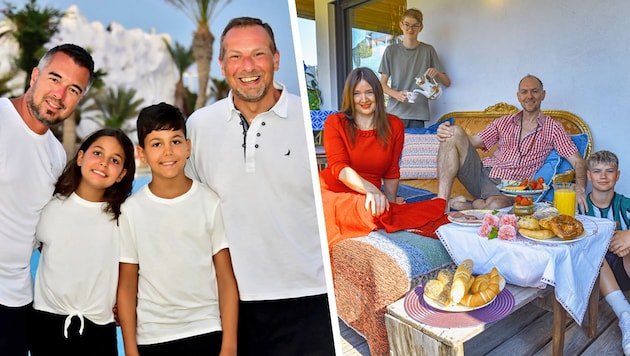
top-left (550, 215), bottom-right (584, 240)
top-left (459, 268), bottom-right (505, 307)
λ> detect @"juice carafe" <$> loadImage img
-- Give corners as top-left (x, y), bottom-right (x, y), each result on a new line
top-left (553, 183), bottom-right (576, 217)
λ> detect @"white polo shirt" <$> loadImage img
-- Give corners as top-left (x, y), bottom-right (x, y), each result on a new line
top-left (186, 81), bottom-right (328, 301)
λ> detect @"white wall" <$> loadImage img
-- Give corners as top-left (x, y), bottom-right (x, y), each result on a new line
top-left (317, 0), bottom-right (630, 193)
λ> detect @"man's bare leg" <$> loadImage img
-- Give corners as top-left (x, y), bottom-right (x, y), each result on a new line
top-left (471, 195), bottom-right (512, 210)
top-left (437, 125), bottom-right (471, 211)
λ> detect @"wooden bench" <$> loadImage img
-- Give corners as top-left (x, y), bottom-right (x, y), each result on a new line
top-left (385, 276), bottom-right (601, 355)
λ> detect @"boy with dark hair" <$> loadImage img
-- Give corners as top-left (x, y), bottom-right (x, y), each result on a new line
top-left (117, 102), bottom-right (238, 356)
top-left (584, 150), bottom-right (630, 355)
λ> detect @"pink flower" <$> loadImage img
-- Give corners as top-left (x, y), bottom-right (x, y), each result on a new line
top-left (498, 225), bottom-right (516, 240)
top-left (478, 222), bottom-right (493, 237)
top-left (500, 214), bottom-right (518, 229)
top-left (482, 213), bottom-right (499, 227)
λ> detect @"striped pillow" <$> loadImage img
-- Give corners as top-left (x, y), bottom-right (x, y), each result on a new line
top-left (399, 133), bottom-right (440, 179)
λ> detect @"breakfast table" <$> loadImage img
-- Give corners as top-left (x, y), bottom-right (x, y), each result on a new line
top-left (436, 213), bottom-right (615, 325)
top-left (384, 212), bottom-right (614, 356)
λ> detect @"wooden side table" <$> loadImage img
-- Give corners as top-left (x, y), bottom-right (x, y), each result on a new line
top-left (385, 281), bottom-right (600, 356)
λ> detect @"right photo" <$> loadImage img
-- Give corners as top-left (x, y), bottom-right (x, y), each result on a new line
top-left (296, 0), bottom-right (630, 355)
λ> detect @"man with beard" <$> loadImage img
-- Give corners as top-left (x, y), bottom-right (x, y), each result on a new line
top-left (0, 43), bottom-right (94, 356)
top-left (186, 17), bottom-right (336, 355)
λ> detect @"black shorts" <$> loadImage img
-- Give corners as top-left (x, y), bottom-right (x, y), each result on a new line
top-left (138, 331), bottom-right (222, 356)
top-left (237, 294), bottom-right (336, 356)
top-left (0, 302), bottom-right (31, 356)
top-left (29, 309), bottom-right (117, 356)
top-left (606, 251), bottom-right (630, 291)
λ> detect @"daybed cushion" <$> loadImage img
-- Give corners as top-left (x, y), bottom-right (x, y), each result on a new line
top-left (399, 118), bottom-right (453, 179)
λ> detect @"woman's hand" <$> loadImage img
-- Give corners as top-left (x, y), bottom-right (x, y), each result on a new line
top-left (609, 230), bottom-right (630, 257)
top-left (364, 187), bottom-right (390, 216)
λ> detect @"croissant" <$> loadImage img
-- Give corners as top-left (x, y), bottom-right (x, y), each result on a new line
top-left (450, 259), bottom-right (474, 304)
top-left (459, 267), bottom-right (506, 307)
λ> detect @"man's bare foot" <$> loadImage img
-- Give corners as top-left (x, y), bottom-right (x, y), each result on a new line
top-left (449, 196), bottom-right (472, 211)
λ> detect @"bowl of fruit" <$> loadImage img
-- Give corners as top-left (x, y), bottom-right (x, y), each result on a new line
top-left (498, 177), bottom-right (547, 196)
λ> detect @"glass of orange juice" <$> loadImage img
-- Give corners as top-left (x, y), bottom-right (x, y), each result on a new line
top-left (553, 183), bottom-right (576, 217)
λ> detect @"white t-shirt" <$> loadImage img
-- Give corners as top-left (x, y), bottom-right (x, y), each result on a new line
top-left (119, 180), bottom-right (228, 345)
top-left (0, 97), bottom-right (66, 307)
top-left (186, 81), bottom-right (328, 301)
top-left (34, 193), bottom-right (119, 334)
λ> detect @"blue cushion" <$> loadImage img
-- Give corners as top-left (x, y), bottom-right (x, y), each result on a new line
top-left (536, 133), bottom-right (589, 201)
top-left (405, 117), bottom-right (453, 134)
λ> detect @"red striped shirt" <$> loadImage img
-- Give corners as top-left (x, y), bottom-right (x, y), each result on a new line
top-left (479, 112), bottom-right (578, 180)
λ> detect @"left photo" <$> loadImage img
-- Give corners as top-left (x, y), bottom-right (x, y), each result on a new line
top-left (0, 1), bottom-right (340, 355)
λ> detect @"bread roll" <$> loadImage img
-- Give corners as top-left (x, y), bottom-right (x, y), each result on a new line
top-left (437, 269), bottom-right (454, 285)
top-left (424, 280), bottom-right (447, 301)
top-left (517, 215), bottom-right (540, 230)
top-left (538, 217), bottom-right (554, 230)
top-left (450, 259), bottom-right (473, 304)
top-left (518, 227), bottom-right (555, 240)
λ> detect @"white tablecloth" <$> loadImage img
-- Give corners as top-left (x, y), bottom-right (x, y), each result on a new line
top-left (437, 215), bottom-right (615, 325)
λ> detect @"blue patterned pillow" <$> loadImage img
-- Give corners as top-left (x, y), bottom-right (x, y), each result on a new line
top-left (310, 110), bottom-right (337, 130)
top-left (536, 133), bottom-right (589, 200)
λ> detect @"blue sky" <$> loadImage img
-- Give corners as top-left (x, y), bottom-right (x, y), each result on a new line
top-left (5, 0), bottom-right (306, 94)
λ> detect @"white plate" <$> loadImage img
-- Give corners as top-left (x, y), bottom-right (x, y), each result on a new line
top-left (498, 183), bottom-right (548, 196)
top-left (423, 293), bottom-right (495, 312)
top-left (520, 229), bottom-right (590, 244)
top-left (448, 210), bottom-right (496, 226)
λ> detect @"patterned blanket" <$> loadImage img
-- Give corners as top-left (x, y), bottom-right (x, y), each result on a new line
top-left (332, 228), bottom-right (453, 355)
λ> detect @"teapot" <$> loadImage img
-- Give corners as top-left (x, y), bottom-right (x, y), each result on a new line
top-left (414, 75), bottom-right (443, 100)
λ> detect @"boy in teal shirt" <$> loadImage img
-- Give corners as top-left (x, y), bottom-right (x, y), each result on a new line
top-left (584, 150), bottom-right (630, 355)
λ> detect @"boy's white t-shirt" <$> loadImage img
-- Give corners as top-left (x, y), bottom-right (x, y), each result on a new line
top-left (34, 193), bottom-right (119, 331)
top-left (119, 180), bottom-right (228, 345)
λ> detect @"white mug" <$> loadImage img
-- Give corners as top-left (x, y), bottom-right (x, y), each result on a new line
top-left (406, 90), bottom-right (420, 103)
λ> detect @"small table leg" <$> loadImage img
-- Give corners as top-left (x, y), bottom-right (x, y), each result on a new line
top-left (586, 275), bottom-right (600, 338)
top-left (553, 298), bottom-right (567, 356)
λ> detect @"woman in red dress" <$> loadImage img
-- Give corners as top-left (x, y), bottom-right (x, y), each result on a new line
top-left (320, 67), bottom-right (447, 249)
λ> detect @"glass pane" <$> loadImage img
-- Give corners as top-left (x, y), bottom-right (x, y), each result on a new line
top-left (349, 0), bottom-right (406, 75)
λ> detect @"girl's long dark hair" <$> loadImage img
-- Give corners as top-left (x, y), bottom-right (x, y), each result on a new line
top-left (54, 128), bottom-right (136, 221)
top-left (339, 67), bottom-right (391, 146)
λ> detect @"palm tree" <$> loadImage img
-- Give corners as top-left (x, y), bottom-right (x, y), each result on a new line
top-left (0, 72), bottom-right (15, 97)
top-left (84, 85), bottom-right (144, 133)
top-left (165, 0), bottom-right (231, 110)
top-left (210, 76), bottom-right (229, 102)
top-left (164, 39), bottom-right (194, 116)
top-left (2, 0), bottom-right (61, 92)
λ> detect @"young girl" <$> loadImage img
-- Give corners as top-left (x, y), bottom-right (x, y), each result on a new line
top-left (30, 128), bottom-right (136, 356)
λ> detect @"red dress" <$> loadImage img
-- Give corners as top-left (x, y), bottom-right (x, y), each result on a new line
top-left (320, 113), bottom-right (447, 249)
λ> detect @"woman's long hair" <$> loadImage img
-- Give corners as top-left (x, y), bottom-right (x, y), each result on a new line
top-left (54, 128), bottom-right (136, 222)
top-left (339, 67), bottom-right (391, 146)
